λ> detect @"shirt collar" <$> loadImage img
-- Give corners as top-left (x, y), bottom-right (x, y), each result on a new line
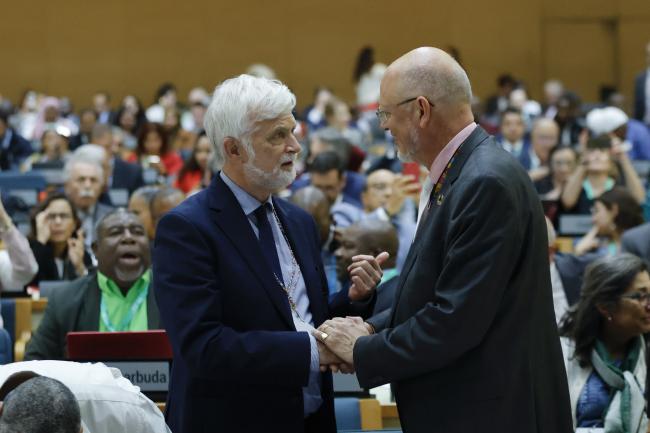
top-left (97, 269), bottom-right (151, 299)
top-left (428, 122), bottom-right (477, 184)
top-left (219, 171), bottom-right (272, 216)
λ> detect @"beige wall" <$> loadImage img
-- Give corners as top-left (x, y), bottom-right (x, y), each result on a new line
top-left (1, 0), bottom-right (649, 112)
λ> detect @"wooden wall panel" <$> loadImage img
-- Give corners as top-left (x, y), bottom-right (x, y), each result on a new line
top-left (0, 0), bottom-right (649, 112)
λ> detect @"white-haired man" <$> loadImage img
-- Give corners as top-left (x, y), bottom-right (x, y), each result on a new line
top-left (64, 144), bottom-right (114, 252)
top-left (314, 47), bottom-right (572, 433)
top-left (153, 75), bottom-right (380, 433)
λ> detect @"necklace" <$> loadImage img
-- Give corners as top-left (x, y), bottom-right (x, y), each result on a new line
top-left (269, 205), bottom-right (305, 323)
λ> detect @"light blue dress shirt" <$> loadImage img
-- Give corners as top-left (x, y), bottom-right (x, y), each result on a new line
top-left (220, 172), bottom-right (322, 417)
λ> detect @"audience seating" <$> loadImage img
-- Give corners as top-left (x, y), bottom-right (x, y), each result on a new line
top-left (0, 298), bottom-right (32, 361)
top-left (0, 328), bottom-right (12, 364)
top-left (335, 397), bottom-right (383, 431)
top-left (0, 172), bottom-right (46, 191)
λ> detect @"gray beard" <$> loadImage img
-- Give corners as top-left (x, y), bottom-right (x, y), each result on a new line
top-left (243, 159), bottom-right (297, 193)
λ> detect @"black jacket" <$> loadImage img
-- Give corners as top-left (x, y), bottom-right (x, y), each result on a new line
top-left (25, 271), bottom-right (161, 360)
top-left (355, 127), bottom-right (573, 433)
top-left (0, 128), bottom-right (32, 171)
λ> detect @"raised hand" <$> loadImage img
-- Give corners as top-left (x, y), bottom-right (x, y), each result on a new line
top-left (35, 210), bottom-right (51, 244)
top-left (67, 229), bottom-right (87, 276)
top-left (347, 252), bottom-right (390, 301)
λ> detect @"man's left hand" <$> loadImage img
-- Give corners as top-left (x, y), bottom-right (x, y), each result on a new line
top-left (347, 252), bottom-right (389, 301)
top-left (313, 317), bottom-right (370, 365)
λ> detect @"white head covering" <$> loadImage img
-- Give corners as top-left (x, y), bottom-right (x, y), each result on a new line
top-left (586, 107), bottom-right (628, 136)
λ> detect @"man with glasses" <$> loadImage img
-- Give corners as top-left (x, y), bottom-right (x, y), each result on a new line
top-left (315, 46), bottom-right (572, 433)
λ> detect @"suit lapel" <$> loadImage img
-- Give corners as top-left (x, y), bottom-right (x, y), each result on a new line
top-left (389, 126), bottom-right (491, 325)
top-left (77, 277), bottom-right (101, 331)
top-left (146, 285), bottom-right (161, 329)
top-left (207, 175), bottom-right (294, 328)
top-left (273, 199), bottom-right (327, 325)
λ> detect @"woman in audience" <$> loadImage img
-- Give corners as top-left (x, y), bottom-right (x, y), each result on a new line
top-left (0, 197), bottom-right (38, 294)
top-left (21, 129), bottom-right (70, 171)
top-left (31, 97), bottom-right (78, 142)
top-left (27, 193), bottom-right (91, 287)
top-left (174, 133), bottom-right (212, 195)
top-left (559, 253), bottom-right (650, 431)
top-left (575, 187), bottom-right (644, 256)
top-left (127, 122), bottom-right (183, 180)
top-left (561, 136), bottom-right (646, 215)
top-left (127, 186), bottom-right (160, 241)
top-left (536, 146), bottom-right (578, 200)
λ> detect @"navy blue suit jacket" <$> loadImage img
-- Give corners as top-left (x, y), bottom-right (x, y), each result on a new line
top-left (153, 174), bottom-right (357, 433)
top-left (634, 71), bottom-right (647, 123)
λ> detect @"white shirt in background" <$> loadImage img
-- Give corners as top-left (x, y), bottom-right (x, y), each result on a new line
top-left (0, 361), bottom-right (171, 433)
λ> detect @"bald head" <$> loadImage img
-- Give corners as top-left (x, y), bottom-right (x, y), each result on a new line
top-left (531, 118), bottom-right (559, 161)
top-left (385, 47), bottom-right (472, 108)
top-left (380, 47), bottom-right (475, 167)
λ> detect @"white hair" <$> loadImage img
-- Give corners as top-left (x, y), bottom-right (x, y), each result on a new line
top-left (203, 74), bottom-right (296, 170)
top-left (63, 144), bottom-right (106, 183)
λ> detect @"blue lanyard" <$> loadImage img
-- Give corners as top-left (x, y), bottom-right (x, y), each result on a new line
top-left (100, 284), bottom-right (149, 332)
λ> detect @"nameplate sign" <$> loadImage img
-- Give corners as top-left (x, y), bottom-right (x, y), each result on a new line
top-left (104, 361), bottom-right (170, 392)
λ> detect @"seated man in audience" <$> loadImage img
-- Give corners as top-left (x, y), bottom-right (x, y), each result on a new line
top-left (497, 107), bottom-right (529, 160)
top-left (25, 209), bottom-right (160, 360)
top-left (306, 151), bottom-right (363, 227)
top-left (64, 147), bottom-right (114, 252)
top-left (335, 219), bottom-right (399, 315)
top-left (292, 129), bottom-right (366, 206)
top-left (290, 186), bottom-right (338, 294)
top-left (149, 187), bottom-right (185, 234)
top-left (622, 222), bottom-right (650, 263)
top-left (525, 117), bottom-right (559, 182)
top-left (91, 124), bottom-right (144, 198)
top-left (0, 376), bottom-right (81, 433)
top-left (69, 109), bottom-right (96, 151)
top-left (0, 110), bottom-right (32, 171)
top-left (586, 106), bottom-right (650, 161)
top-left (361, 169), bottom-right (417, 270)
top-left (0, 361), bottom-right (171, 433)
top-left (128, 186), bottom-right (161, 242)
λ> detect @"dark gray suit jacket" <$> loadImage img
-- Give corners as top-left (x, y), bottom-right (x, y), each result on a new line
top-left (354, 127), bottom-right (573, 433)
top-left (622, 223), bottom-right (650, 264)
top-left (25, 271), bottom-right (161, 360)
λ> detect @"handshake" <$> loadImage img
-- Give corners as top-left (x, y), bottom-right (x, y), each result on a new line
top-left (313, 316), bottom-right (373, 374)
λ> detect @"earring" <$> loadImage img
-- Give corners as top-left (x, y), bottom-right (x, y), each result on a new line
top-left (607, 316), bottom-right (613, 321)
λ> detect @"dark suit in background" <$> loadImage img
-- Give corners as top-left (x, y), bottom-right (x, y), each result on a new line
top-left (0, 128), bottom-right (32, 171)
top-left (354, 127), bottom-right (572, 433)
top-left (24, 272), bottom-right (161, 360)
top-left (622, 222), bottom-right (650, 263)
top-left (110, 158), bottom-right (144, 194)
top-left (27, 239), bottom-right (93, 287)
top-left (153, 175), bottom-right (364, 433)
top-left (634, 71), bottom-right (648, 124)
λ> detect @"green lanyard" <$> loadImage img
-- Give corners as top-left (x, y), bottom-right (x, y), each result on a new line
top-left (100, 284), bottom-right (149, 332)
top-left (583, 178), bottom-right (614, 200)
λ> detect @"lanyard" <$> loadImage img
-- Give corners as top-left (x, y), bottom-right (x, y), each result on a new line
top-left (100, 284), bottom-right (149, 332)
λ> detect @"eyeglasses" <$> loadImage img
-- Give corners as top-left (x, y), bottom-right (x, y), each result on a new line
top-left (46, 213), bottom-right (73, 222)
top-left (376, 96), bottom-right (434, 125)
top-left (620, 291), bottom-right (650, 305)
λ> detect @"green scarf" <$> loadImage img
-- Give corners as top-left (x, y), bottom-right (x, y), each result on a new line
top-left (593, 337), bottom-right (644, 433)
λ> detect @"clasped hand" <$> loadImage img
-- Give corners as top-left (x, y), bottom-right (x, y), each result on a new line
top-left (313, 317), bottom-right (371, 374)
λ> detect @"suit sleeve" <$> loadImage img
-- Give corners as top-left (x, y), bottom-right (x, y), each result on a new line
top-left (621, 231), bottom-right (641, 257)
top-left (153, 211), bottom-right (311, 389)
top-left (24, 289), bottom-right (65, 360)
top-left (354, 176), bottom-right (526, 387)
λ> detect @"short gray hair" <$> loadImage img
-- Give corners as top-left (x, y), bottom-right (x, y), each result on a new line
top-left (0, 376), bottom-right (81, 433)
top-left (63, 144), bottom-right (106, 183)
top-left (203, 74), bottom-right (296, 170)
